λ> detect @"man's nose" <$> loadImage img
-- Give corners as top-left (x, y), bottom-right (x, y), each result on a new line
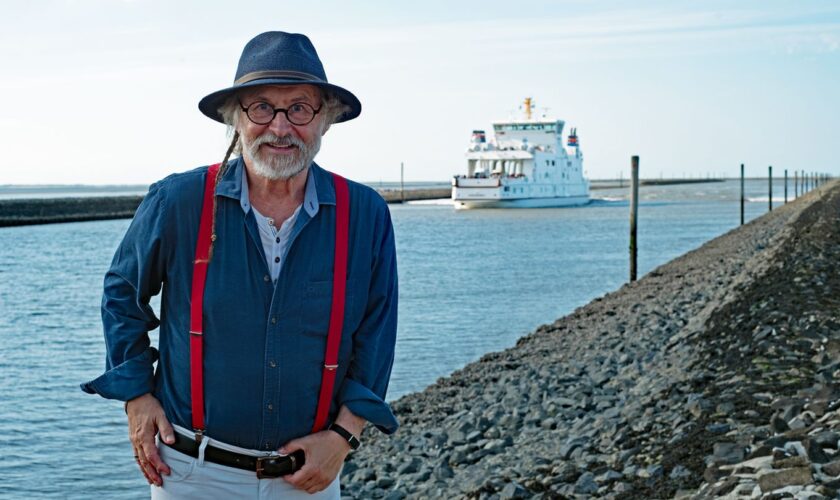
top-left (267, 111), bottom-right (294, 135)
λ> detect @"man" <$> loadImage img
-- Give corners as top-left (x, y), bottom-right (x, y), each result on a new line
top-left (81, 31), bottom-right (398, 498)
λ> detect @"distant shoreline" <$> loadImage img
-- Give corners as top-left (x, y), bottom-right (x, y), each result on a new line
top-left (0, 178), bottom-right (727, 228)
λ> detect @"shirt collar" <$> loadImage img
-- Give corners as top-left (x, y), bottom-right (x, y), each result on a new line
top-left (215, 157), bottom-right (326, 217)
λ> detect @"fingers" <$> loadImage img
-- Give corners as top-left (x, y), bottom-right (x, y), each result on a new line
top-left (156, 413), bottom-right (176, 445)
top-left (134, 445), bottom-right (162, 486)
top-left (284, 464), bottom-right (324, 493)
top-left (142, 437), bottom-right (171, 477)
top-left (126, 394), bottom-right (172, 486)
top-left (278, 437), bottom-right (302, 455)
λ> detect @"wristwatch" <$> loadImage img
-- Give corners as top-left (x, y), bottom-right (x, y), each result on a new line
top-left (328, 423), bottom-right (361, 450)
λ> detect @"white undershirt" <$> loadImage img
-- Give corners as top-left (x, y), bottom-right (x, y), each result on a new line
top-left (251, 204), bottom-right (302, 283)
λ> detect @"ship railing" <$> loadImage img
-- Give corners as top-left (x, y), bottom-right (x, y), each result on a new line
top-left (453, 177), bottom-right (501, 188)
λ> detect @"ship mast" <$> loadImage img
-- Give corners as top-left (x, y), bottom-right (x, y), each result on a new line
top-left (523, 97), bottom-right (533, 120)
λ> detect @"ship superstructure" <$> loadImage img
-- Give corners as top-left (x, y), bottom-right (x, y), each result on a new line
top-left (452, 98), bottom-right (590, 209)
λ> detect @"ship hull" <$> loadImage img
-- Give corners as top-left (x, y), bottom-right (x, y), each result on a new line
top-left (453, 195), bottom-right (590, 209)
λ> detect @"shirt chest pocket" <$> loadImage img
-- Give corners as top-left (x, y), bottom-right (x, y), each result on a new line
top-left (298, 280), bottom-right (357, 336)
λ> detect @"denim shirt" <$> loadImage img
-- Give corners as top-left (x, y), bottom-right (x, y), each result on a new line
top-left (81, 158), bottom-right (399, 450)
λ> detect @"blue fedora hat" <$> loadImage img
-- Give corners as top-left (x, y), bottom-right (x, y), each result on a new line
top-left (198, 31), bottom-right (361, 124)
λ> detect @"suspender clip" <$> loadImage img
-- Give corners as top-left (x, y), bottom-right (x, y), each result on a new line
top-left (324, 364), bottom-right (338, 371)
top-left (194, 429), bottom-right (204, 444)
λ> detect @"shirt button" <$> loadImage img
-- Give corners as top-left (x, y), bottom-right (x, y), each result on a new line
top-left (274, 256), bottom-right (280, 263)
top-left (269, 361), bottom-right (277, 368)
top-left (271, 317), bottom-right (277, 324)
top-left (263, 275), bottom-right (270, 282)
top-left (276, 237), bottom-right (280, 243)
top-left (267, 404), bottom-right (273, 411)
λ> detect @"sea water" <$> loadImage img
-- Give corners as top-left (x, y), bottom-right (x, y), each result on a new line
top-left (0, 179), bottom-right (799, 498)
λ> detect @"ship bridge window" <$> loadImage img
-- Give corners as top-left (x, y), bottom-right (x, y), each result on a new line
top-left (552, 160), bottom-right (555, 166)
top-left (567, 161), bottom-right (572, 166)
top-left (494, 123), bottom-right (551, 132)
top-left (545, 172), bottom-right (549, 178)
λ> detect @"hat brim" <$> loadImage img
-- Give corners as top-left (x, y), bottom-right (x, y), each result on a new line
top-left (198, 78), bottom-right (361, 124)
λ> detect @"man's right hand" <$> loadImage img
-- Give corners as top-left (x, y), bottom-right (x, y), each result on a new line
top-left (126, 393), bottom-right (175, 487)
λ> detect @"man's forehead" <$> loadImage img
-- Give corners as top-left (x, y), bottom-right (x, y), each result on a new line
top-left (240, 84), bottom-right (320, 102)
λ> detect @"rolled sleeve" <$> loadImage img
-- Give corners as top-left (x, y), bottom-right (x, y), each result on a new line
top-left (80, 182), bottom-right (169, 401)
top-left (337, 202), bottom-right (399, 434)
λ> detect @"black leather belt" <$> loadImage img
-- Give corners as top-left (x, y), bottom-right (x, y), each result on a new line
top-left (164, 433), bottom-right (305, 478)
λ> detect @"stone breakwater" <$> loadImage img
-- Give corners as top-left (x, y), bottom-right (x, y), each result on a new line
top-left (0, 189), bottom-right (452, 227)
top-left (341, 182), bottom-right (840, 499)
top-left (0, 196), bottom-right (144, 227)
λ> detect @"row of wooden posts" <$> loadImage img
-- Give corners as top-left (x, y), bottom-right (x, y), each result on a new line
top-left (742, 164), bottom-right (830, 224)
top-left (628, 156), bottom-right (832, 282)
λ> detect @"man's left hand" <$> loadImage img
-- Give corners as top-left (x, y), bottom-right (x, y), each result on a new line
top-left (280, 430), bottom-right (351, 493)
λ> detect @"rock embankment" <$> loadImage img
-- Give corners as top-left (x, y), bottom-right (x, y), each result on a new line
top-left (341, 182), bottom-right (840, 499)
top-left (0, 196), bottom-right (144, 227)
top-left (0, 188), bottom-right (451, 227)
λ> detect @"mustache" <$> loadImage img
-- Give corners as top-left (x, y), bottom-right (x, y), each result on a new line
top-left (251, 133), bottom-right (305, 149)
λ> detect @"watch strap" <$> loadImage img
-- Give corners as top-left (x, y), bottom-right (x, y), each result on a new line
top-left (328, 423), bottom-right (361, 450)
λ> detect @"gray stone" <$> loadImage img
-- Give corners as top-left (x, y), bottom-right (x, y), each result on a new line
top-left (351, 468), bottom-right (376, 483)
top-left (774, 455), bottom-right (810, 469)
top-left (376, 477), bottom-right (395, 489)
top-left (669, 465), bottom-right (692, 479)
top-left (789, 417), bottom-right (810, 430)
top-left (595, 470), bottom-right (623, 483)
top-left (758, 467), bottom-right (813, 492)
top-left (499, 482), bottom-right (528, 500)
top-left (771, 415), bottom-right (791, 433)
top-left (574, 471), bottom-right (598, 494)
top-left (713, 442), bottom-right (746, 464)
top-left (559, 437), bottom-right (588, 460)
top-left (396, 458), bottom-right (421, 474)
top-left (465, 430), bottom-right (483, 443)
top-left (706, 423), bottom-right (731, 434)
top-left (710, 476), bottom-right (739, 496)
top-left (822, 460), bottom-right (840, 477)
top-left (433, 462), bottom-right (454, 480)
top-left (639, 464), bottom-right (663, 480)
top-left (805, 439), bottom-right (831, 464)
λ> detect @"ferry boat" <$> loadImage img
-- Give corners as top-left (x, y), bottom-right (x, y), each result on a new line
top-left (452, 98), bottom-right (590, 209)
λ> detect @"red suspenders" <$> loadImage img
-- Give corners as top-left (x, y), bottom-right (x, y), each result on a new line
top-left (189, 164), bottom-right (350, 440)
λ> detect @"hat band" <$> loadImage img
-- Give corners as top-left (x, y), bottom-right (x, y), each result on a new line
top-left (234, 70), bottom-right (325, 85)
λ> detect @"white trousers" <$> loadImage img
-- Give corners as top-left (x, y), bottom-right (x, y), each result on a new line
top-left (150, 426), bottom-right (340, 500)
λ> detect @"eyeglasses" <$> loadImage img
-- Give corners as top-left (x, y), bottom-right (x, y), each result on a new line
top-left (239, 100), bottom-right (322, 126)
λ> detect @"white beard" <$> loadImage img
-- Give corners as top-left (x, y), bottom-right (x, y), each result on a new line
top-left (242, 132), bottom-right (321, 181)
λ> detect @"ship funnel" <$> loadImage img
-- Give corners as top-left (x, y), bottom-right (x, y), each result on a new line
top-left (567, 127), bottom-right (579, 148)
top-left (471, 130), bottom-right (486, 144)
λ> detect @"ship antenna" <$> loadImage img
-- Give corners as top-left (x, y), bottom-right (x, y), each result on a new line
top-left (524, 97), bottom-right (533, 120)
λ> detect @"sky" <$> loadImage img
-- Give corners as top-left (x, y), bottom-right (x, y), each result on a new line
top-left (1, 0), bottom-right (838, 184)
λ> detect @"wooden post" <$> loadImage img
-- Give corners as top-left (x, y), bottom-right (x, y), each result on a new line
top-left (795, 170), bottom-right (798, 198)
top-left (740, 163), bottom-right (745, 225)
top-left (768, 165), bottom-right (773, 212)
top-left (784, 169), bottom-right (788, 203)
top-left (629, 156), bottom-right (639, 282)
top-left (400, 162), bottom-right (405, 203)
